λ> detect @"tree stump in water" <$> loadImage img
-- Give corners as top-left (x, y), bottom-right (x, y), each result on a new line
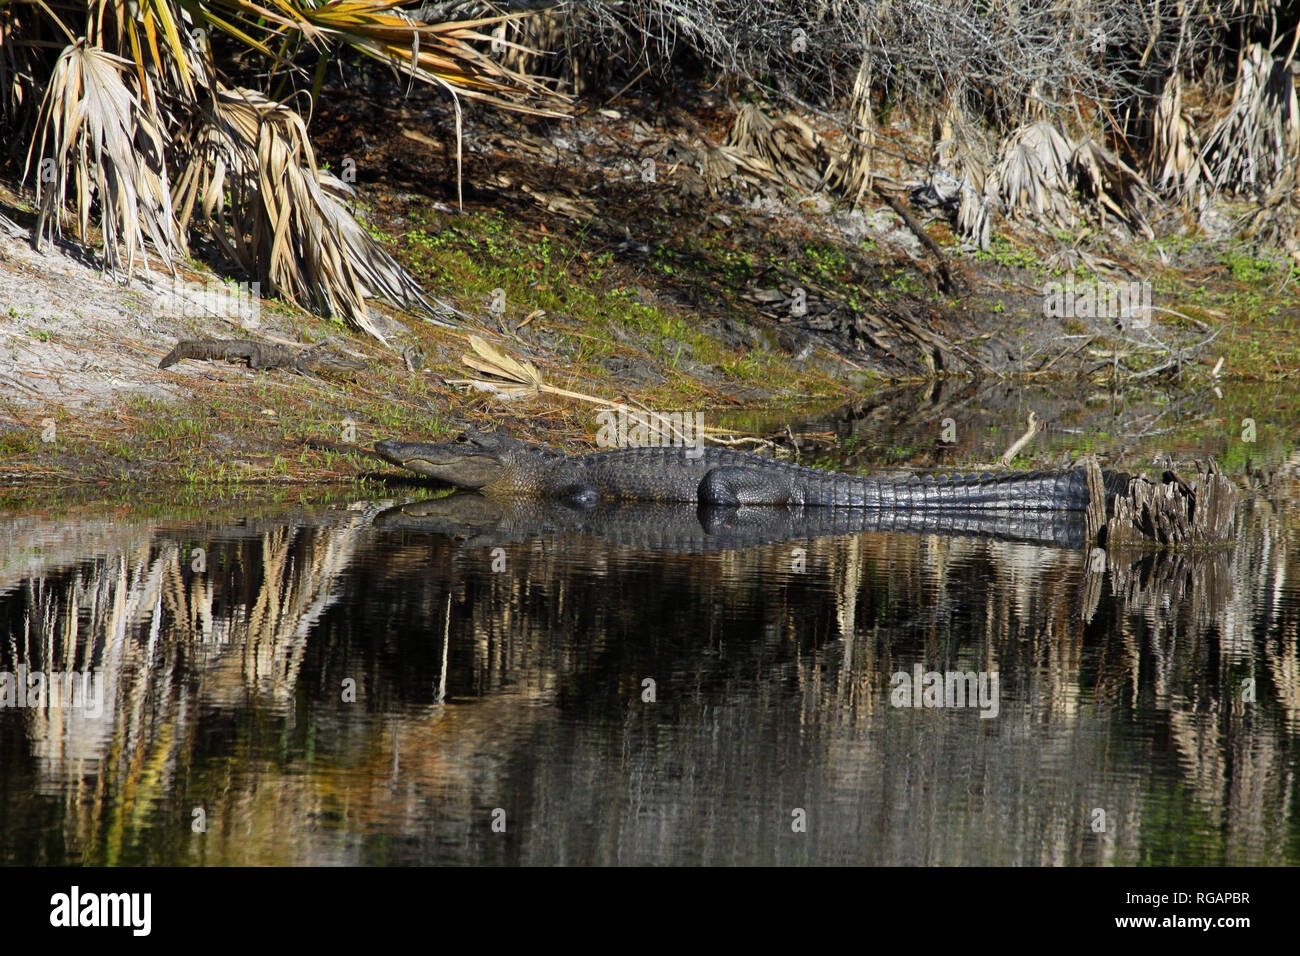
top-left (1083, 457), bottom-right (1237, 548)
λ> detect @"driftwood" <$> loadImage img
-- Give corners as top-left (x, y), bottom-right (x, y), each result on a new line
top-left (1084, 456), bottom-right (1237, 548)
top-left (998, 411), bottom-right (1041, 466)
top-left (159, 339), bottom-right (366, 374)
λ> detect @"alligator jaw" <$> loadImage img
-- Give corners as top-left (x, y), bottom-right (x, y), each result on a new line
top-left (372, 439), bottom-right (507, 489)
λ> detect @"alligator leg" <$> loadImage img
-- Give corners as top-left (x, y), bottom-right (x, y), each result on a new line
top-left (698, 467), bottom-right (789, 506)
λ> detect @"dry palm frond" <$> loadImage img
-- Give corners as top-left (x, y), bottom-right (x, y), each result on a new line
top-left (824, 56), bottom-right (874, 205)
top-left (955, 172), bottom-right (995, 251)
top-left (175, 86), bottom-right (441, 343)
top-left (27, 43), bottom-right (180, 275)
top-left (210, 0), bottom-right (565, 114)
top-left (1147, 73), bottom-right (1205, 204)
top-left (1240, 164), bottom-right (1300, 254)
top-left (455, 333), bottom-right (546, 400)
top-left (0, 11), bottom-right (37, 128)
top-left (1071, 138), bottom-right (1156, 239)
top-left (6, 0), bottom-right (565, 345)
top-left (103, 0), bottom-right (206, 99)
top-left (445, 1), bottom-right (601, 93)
top-left (918, 98), bottom-right (998, 249)
top-left (452, 336), bottom-right (733, 443)
top-left (725, 102), bottom-right (832, 193)
top-left (911, 165), bottom-right (995, 251)
top-left (453, 334), bottom-right (613, 404)
top-left (994, 120), bottom-right (1078, 228)
top-left (1202, 43), bottom-right (1299, 195)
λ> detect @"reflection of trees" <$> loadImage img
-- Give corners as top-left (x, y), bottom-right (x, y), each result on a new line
top-left (0, 505), bottom-right (378, 863)
top-left (0, 491), bottom-right (1297, 864)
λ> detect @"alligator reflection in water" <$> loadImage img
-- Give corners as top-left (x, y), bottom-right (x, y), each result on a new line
top-left (374, 493), bottom-right (1095, 549)
top-left (0, 493), bottom-right (1296, 865)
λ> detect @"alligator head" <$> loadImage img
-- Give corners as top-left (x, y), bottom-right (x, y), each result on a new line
top-left (373, 430), bottom-right (520, 489)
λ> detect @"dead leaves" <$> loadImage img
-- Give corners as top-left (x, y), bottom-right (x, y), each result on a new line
top-left (1203, 43), bottom-right (1300, 196)
top-left (28, 44), bottom-right (181, 275)
top-left (175, 86), bottom-right (441, 343)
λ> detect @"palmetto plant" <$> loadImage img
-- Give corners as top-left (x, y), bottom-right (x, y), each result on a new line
top-left (1, 0), bottom-right (562, 342)
top-left (1202, 42), bottom-right (1299, 196)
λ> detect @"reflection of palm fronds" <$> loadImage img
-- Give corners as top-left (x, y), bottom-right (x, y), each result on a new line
top-left (158, 514), bottom-right (370, 700)
top-left (27, 44), bottom-right (181, 274)
top-left (174, 87), bottom-right (436, 342)
top-left (1203, 43), bottom-right (1299, 195)
top-left (4, 510), bottom-right (373, 859)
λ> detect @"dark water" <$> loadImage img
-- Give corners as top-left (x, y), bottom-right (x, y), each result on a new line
top-left (2, 397), bottom-right (1299, 865)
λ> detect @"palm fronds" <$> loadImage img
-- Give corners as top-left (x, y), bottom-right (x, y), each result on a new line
top-left (1240, 165), bottom-right (1300, 254)
top-left (1202, 43), bottom-right (1299, 195)
top-left (27, 43), bottom-right (181, 274)
top-left (921, 99), bottom-right (997, 249)
top-left (202, 0), bottom-right (564, 111)
top-left (175, 86), bottom-right (439, 342)
top-left (993, 120), bottom-right (1078, 228)
top-left (1147, 73), bottom-right (1206, 204)
top-left (824, 56), bottom-right (874, 205)
top-left (3, 0), bottom-right (565, 344)
top-left (936, 118), bottom-right (1157, 245)
top-left (453, 335), bottom-right (733, 445)
top-left (1071, 139), bottom-right (1156, 239)
top-left (725, 102), bottom-right (831, 193)
top-left (954, 171), bottom-right (995, 251)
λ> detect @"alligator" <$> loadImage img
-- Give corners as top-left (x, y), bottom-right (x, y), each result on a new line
top-left (373, 430), bottom-right (1240, 547)
top-left (159, 339), bottom-right (365, 375)
top-left (374, 429), bottom-right (1128, 511)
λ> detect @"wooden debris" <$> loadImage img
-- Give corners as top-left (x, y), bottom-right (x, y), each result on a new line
top-left (1084, 456), bottom-right (1237, 549)
top-left (158, 339), bottom-right (365, 374)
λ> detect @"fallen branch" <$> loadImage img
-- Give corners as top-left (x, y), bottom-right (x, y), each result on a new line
top-left (998, 411), bottom-right (1041, 466)
top-left (874, 184), bottom-right (959, 294)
